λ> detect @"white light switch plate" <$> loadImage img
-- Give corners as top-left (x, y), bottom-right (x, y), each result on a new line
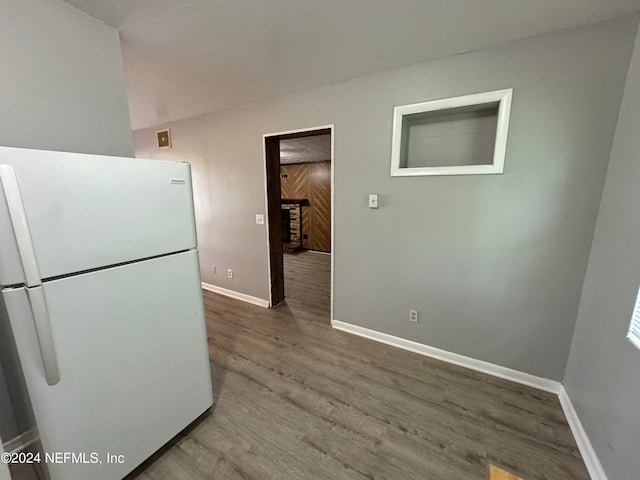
top-left (256, 214), bottom-right (265, 225)
top-left (369, 194), bottom-right (379, 209)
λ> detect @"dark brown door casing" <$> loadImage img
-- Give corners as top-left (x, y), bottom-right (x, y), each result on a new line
top-left (265, 127), bottom-right (331, 306)
top-left (265, 136), bottom-right (285, 305)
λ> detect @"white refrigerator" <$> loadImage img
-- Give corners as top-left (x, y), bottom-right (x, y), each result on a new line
top-left (0, 147), bottom-right (213, 479)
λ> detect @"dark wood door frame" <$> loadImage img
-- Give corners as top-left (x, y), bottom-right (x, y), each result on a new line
top-left (263, 126), bottom-right (332, 307)
top-left (264, 135), bottom-right (285, 306)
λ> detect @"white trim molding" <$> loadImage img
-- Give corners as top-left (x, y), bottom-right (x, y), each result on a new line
top-left (558, 387), bottom-right (608, 480)
top-left (390, 88), bottom-right (513, 177)
top-left (626, 286), bottom-right (640, 351)
top-left (307, 250), bottom-right (331, 256)
top-left (201, 282), bottom-right (270, 308)
top-left (331, 319), bottom-right (610, 479)
top-left (331, 319), bottom-right (561, 393)
top-left (2, 427), bottom-right (38, 455)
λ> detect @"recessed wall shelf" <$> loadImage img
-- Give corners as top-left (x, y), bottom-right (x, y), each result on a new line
top-left (390, 89), bottom-right (513, 177)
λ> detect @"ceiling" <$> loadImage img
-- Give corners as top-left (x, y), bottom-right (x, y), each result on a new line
top-left (280, 134), bottom-right (331, 164)
top-left (64, 0), bottom-right (640, 130)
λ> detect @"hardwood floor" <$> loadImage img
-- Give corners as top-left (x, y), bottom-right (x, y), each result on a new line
top-left (8, 462), bottom-right (39, 480)
top-left (129, 251), bottom-right (588, 480)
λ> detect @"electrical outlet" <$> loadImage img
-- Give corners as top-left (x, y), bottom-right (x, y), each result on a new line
top-left (409, 309), bottom-right (418, 323)
top-left (212, 265), bottom-right (216, 274)
top-left (227, 269), bottom-right (233, 278)
top-left (255, 214), bottom-right (264, 225)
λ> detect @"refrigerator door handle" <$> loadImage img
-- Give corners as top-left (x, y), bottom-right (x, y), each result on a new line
top-left (0, 165), bottom-right (58, 385)
top-left (0, 165), bottom-right (42, 287)
top-left (26, 286), bottom-right (61, 386)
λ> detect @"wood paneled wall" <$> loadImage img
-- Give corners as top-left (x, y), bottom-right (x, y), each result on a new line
top-left (280, 161), bottom-right (331, 252)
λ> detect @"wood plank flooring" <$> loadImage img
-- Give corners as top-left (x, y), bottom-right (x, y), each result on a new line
top-left (129, 251), bottom-right (588, 480)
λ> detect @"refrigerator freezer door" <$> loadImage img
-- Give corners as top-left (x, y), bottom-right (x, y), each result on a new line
top-left (3, 250), bottom-right (212, 480)
top-left (0, 147), bottom-right (197, 287)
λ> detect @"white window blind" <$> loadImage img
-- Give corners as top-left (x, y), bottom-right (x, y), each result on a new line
top-left (628, 287), bottom-right (640, 350)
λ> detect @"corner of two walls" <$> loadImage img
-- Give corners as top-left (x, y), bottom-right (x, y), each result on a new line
top-left (0, 0), bottom-right (134, 157)
top-left (134, 118), bottom-right (273, 301)
top-left (134, 15), bottom-right (637, 384)
top-left (561, 15), bottom-right (640, 480)
top-left (0, 0), bottom-right (135, 448)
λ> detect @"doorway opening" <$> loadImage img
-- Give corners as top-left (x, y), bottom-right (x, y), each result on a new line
top-left (263, 126), bottom-right (333, 317)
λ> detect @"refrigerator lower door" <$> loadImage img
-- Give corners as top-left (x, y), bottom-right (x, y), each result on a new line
top-left (3, 250), bottom-right (212, 480)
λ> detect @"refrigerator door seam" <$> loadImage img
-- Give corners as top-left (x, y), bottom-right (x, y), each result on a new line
top-left (41, 247), bottom-right (196, 283)
top-left (0, 165), bottom-right (42, 288)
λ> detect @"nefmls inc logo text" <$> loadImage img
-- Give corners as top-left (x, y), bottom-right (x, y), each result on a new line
top-left (46, 452), bottom-right (100, 464)
top-left (46, 452), bottom-right (124, 464)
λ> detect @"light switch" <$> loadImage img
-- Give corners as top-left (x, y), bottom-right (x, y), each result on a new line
top-left (256, 214), bottom-right (265, 225)
top-left (368, 194), bottom-right (379, 209)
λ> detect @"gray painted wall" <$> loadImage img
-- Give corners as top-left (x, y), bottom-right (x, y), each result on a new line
top-left (0, 0), bottom-right (134, 445)
top-left (135, 16), bottom-right (637, 381)
top-left (0, 0), bottom-right (134, 157)
top-left (563, 25), bottom-right (640, 480)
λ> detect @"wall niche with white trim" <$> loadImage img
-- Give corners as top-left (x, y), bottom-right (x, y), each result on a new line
top-left (390, 89), bottom-right (513, 177)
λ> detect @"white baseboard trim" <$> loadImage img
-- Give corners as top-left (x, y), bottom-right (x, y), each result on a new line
top-left (331, 319), bottom-right (562, 394)
top-left (2, 428), bottom-right (38, 454)
top-left (331, 319), bottom-right (610, 479)
top-left (558, 386), bottom-right (608, 480)
top-left (201, 282), bottom-right (270, 308)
